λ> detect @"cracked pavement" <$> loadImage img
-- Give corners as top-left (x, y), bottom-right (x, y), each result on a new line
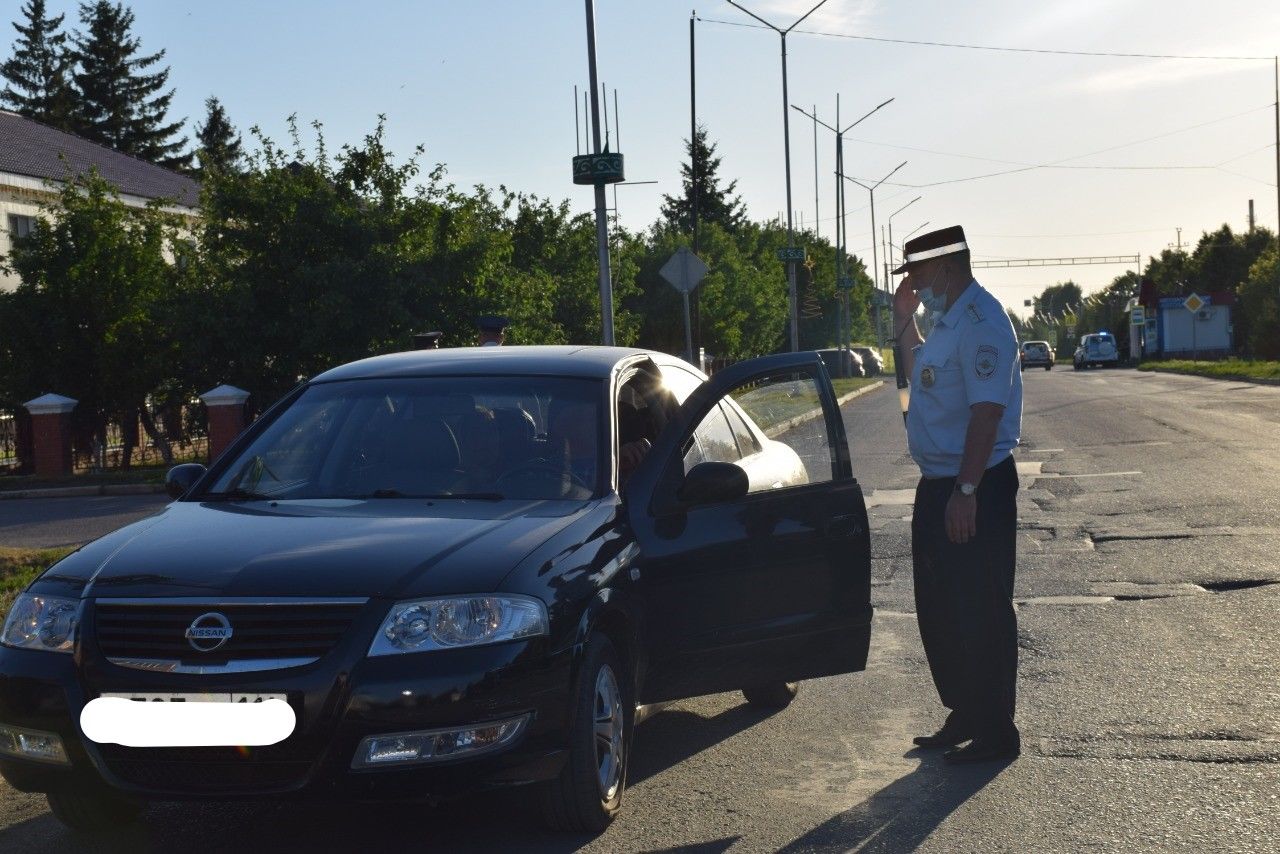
top-left (0, 367), bottom-right (1276, 852)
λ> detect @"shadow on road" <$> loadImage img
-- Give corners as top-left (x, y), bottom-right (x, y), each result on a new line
top-left (776, 748), bottom-right (1011, 852)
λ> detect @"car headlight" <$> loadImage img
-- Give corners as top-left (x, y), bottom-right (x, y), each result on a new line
top-left (368, 595), bottom-right (548, 656)
top-left (2, 593), bottom-right (79, 654)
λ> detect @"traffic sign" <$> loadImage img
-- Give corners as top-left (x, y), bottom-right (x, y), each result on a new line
top-left (776, 247), bottom-right (807, 262)
top-left (1183, 293), bottom-right (1205, 313)
top-left (1130, 306), bottom-right (1145, 326)
top-left (837, 276), bottom-right (855, 291)
top-left (658, 247), bottom-right (708, 294)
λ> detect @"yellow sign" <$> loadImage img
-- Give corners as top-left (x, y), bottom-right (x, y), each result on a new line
top-left (1183, 293), bottom-right (1205, 313)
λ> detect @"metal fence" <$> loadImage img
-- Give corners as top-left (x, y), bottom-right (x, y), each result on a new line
top-left (81, 403), bottom-right (210, 472)
top-left (0, 412), bottom-right (17, 473)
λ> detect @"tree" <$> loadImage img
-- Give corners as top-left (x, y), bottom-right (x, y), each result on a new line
top-left (1237, 246), bottom-right (1280, 359)
top-left (71, 1), bottom-right (190, 171)
top-left (0, 169), bottom-right (180, 466)
top-left (660, 124), bottom-right (746, 235)
top-left (193, 96), bottom-right (243, 177)
top-left (0, 0), bottom-right (75, 129)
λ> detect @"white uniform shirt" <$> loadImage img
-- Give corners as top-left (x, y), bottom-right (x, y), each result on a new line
top-left (906, 280), bottom-right (1022, 479)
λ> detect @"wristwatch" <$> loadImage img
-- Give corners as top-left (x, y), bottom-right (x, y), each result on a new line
top-left (954, 481), bottom-right (977, 497)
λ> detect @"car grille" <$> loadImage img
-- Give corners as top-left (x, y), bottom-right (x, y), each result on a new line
top-left (106, 757), bottom-right (312, 793)
top-left (93, 600), bottom-right (366, 665)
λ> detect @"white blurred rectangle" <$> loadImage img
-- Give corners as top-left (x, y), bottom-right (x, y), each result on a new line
top-left (82, 697), bottom-right (295, 746)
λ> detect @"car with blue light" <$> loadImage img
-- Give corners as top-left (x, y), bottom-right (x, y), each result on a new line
top-left (0, 346), bottom-right (872, 834)
top-left (1073, 332), bottom-right (1119, 370)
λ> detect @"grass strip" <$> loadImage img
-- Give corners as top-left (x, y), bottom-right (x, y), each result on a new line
top-left (1137, 359), bottom-right (1280, 382)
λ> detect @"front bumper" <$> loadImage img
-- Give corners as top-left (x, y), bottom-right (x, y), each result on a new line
top-left (0, 636), bottom-right (573, 801)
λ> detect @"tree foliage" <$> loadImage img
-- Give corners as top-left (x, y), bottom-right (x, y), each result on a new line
top-left (0, 0), bottom-right (74, 129)
top-left (71, 1), bottom-right (189, 170)
top-left (194, 96), bottom-right (242, 177)
top-left (0, 169), bottom-right (179, 461)
top-left (660, 124), bottom-right (746, 235)
top-left (1238, 247), bottom-right (1280, 359)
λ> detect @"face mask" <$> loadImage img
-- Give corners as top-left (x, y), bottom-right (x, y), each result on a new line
top-left (914, 269), bottom-right (950, 316)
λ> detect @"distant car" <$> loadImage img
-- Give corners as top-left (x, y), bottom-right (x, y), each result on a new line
top-left (0, 346), bottom-right (873, 835)
top-left (1073, 332), bottom-right (1119, 370)
top-left (1019, 341), bottom-right (1054, 371)
top-left (850, 347), bottom-right (884, 377)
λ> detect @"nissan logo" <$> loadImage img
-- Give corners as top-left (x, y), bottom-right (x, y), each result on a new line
top-left (185, 612), bottom-right (233, 653)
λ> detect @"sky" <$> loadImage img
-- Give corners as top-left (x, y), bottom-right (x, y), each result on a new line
top-left (44, 0), bottom-right (1280, 316)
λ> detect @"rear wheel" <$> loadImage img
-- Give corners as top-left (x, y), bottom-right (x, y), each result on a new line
top-left (1044, 364), bottom-right (1052, 371)
top-left (539, 635), bottom-right (630, 833)
top-left (46, 783), bottom-right (142, 833)
top-left (742, 681), bottom-right (799, 708)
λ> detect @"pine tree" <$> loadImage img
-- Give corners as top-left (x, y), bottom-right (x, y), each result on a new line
top-left (0, 0), bottom-right (76, 129)
top-left (194, 96), bottom-right (242, 177)
top-left (661, 124), bottom-right (746, 234)
top-left (70, 1), bottom-right (190, 171)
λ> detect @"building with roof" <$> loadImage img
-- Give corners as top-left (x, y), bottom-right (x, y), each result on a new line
top-left (0, 110), bottom-right (200, 292)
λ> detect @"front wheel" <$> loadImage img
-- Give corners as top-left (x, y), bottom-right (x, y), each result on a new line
top-left (742, 682), bottom-right (799, 708)
top-left (539, 635), bottom-right (630, 833)
top-left (1045, 364), bottom-right (1052, 371)
top-left (46, 783), bottom-right (142, 833)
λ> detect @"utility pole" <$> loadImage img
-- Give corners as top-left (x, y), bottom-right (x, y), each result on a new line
top-left (583, 0), bottom-right (614, 345)
top-left (1274, 56), bottom-right (1279, 239)
top-left (812, 104), bottom-right (819, 240)
top-left (690, 12), bottom-right (698, 255)
top-left (726, 0), bottom-right (830, 352)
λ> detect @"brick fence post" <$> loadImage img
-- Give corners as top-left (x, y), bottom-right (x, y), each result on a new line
top-left (199, 385), bottom-right (250, 462)
top-left (23, 393), bottom-right (77, 478)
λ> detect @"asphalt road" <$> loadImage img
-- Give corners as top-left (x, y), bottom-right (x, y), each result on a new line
top-left (1, 367), bottom-right (1277, 852)
top-left (0, 495), bottom-right (169, 550)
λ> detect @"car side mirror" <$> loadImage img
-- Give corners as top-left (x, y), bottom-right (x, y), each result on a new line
top-left (165, 463), bottom-right (207, 499)
top-left (678, 461), bottom-right (748, 506)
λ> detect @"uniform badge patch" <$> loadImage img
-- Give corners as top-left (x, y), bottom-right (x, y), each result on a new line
top-left (921, 366), bottom-right (936, 388)
top-left (975, 345), bottom-right (999, 380)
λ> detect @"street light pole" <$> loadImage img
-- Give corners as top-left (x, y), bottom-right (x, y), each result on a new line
top-left (844, 160), bottom-right (907, 345)
top-left (887, 195), bottom-right (922, 290)
top-left (727, 0), bottom-right (830, 352)
top-left (790, 96), bottom-right (894, 365)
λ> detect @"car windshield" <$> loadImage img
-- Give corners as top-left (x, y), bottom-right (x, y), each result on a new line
top-left (203, 376), bottom-right (603, 502)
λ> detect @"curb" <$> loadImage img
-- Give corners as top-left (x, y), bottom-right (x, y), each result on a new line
top-left (764, 380), bottom-right (885, 439)
top-left (0, 483), bottom-right (168, 501)
top-left (1137, 368), bottom-right (1280, 386)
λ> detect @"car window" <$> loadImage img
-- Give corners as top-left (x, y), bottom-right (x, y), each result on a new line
top-left (722, 400), bottom-right (762, 456)
top-left (659, 363), bottom-right (706, 404)
top-left (205, 376), bottom-right (603, 501)
top-left (684, 402), bottom-right (740, 473)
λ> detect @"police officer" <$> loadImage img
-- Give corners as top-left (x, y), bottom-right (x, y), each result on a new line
top-left (476, 315), bottom-right (510, 347)
top-left (891, 225), bottom-right (1023, 763)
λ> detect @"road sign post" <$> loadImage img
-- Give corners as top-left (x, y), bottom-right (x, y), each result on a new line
top-left (659, 247), bottom-right (709, 363)
top-left (1184, 293), bottom-right (1205, 361)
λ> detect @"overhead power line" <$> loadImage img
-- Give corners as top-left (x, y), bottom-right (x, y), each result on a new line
top-left (696, 16), bottom-right (1273, 62)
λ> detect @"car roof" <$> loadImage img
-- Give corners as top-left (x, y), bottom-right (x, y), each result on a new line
top-left (311, 345), bottom-right (664, 383)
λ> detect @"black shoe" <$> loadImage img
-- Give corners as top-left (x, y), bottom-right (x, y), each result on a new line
top-left (943, 736), bottom-right (1020, 763)
top-left (912, 724), bottom-right (973, 748)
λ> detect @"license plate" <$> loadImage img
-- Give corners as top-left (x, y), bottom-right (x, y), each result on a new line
top-left (102, 692), bottom-right (286, 703)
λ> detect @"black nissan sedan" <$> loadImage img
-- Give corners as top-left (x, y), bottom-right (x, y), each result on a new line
top-left (0, 346), bottom-right (872, 833)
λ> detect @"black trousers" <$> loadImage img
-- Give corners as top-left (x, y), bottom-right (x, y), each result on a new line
top-left (912, 454), bottom-right (1019, 741)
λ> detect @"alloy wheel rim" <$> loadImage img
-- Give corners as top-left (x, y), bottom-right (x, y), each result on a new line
top-left (593, 664), bottom-right (624, 801)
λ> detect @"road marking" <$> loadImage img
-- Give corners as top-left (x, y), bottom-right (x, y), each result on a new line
top-left (1027, 448), bottom-right (1064, 453)
top-left (1016, 461), bottom-right (1043, 477)
top-left (1032, 471), bottom-right (1142, 480)
top-left (866, 488), bottom-right (916, 508)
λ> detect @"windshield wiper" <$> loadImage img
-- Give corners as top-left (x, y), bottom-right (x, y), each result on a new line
top-left (201, 488), bottom-right (275, 502)
top-left (356, 490), bottom-right (505, 501)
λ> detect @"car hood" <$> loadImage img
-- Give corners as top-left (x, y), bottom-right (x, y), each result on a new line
top-left (39, 499), bottom-right (589, 601)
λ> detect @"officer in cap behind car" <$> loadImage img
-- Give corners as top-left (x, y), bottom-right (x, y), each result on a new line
top-left (477, 315), bottom-right (510, 347)
top-left (892, 225), bottom-right (1023, 763)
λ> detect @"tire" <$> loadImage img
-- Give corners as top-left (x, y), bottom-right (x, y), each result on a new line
top-left (46, 783), bottom-right (142, 833)
top-left (1045, 365), bottom-right (1052, 371)
top-left (741, 682), bottom-right (799, 708)
top-left (539, 635), bottom-right (630, 833)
